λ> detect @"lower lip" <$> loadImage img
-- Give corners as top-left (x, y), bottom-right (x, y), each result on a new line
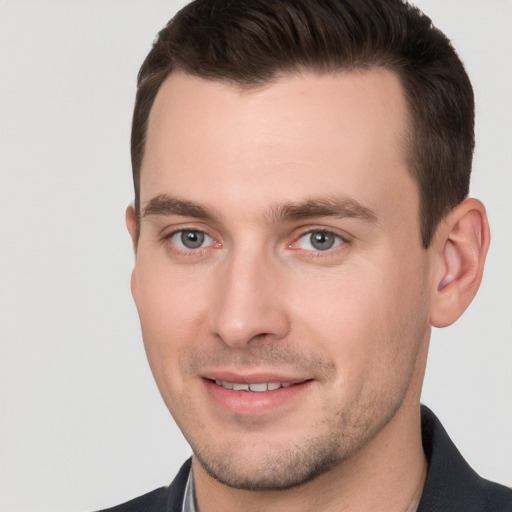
top-left (203, 379), bottom-right (312, 416)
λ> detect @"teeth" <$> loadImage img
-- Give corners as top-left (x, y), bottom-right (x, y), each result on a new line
top-left (232, 383), bottom-right (250, 391)
top-left (214, 380), bottom-right (296, 392)
top-left (248, 383), bottom-right (267, 392)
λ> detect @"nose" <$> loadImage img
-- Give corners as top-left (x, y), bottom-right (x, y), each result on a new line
top-left (209, 248), bottom-right (290, 348)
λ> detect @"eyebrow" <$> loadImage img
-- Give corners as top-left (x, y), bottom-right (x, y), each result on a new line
top-left (269, 197), bottom-right (378, 224)
top-left (142, 194), bottom-right (378, 224)
top-left (142, 194), bottom-right (218, 220)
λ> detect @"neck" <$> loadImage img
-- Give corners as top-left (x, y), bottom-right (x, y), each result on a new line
top-left (192, 402), bottom-right (428, 512)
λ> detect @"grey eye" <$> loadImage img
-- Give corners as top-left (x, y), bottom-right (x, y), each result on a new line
top-left (309, 231), bottom-right (336, 251)
top-left (180, 230), bottom-right (206, 249)
top-left (295, 230), bottom-right (344, 251)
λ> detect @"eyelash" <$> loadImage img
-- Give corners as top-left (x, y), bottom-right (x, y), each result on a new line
top-left (162, 228), bottom-right (220, 256)
top-left (161, 227), bottom-right (350, 258)
top-left (289, 229), bottom-right (349, 257)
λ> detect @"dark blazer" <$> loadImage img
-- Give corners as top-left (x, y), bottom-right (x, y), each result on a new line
top-left (417, 406), bottom-right (511, 511)
top-left (99, 406), bottom-right (512, 511)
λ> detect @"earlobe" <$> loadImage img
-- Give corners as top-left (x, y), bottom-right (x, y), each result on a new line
top-left (429, 198), bottom-right (490, 328)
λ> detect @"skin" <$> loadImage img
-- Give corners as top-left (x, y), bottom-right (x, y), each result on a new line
top-left (127, 69), bottom-right (489, 512)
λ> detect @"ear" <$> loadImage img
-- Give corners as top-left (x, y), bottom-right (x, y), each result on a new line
top-left (429, 198), bottom-right (490, 327)
top-left (125, 205), bottom-right (139, 299)
top-left (125, 204), bottom-right (139, 252)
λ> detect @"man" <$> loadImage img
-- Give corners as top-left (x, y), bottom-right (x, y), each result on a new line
top-left (102, 0), bottom-right (511, 510)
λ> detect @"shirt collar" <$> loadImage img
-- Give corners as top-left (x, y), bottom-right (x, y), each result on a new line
top-left (181, 465), bottom-right (197, 512)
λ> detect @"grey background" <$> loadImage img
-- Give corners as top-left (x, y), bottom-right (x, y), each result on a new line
top-left (0, 1), bottom-right (510, 510)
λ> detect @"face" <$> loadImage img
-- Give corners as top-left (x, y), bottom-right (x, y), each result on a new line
top-left (129, 70), bottom-right (433, 490)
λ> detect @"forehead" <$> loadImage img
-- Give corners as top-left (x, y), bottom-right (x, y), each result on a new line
top-left (141, 69), bottom-right (417, 224)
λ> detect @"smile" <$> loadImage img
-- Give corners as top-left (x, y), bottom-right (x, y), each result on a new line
top-left (213, 380), bottom-right (295, 392)
top-left (203, 377), bottom-right (313, 415)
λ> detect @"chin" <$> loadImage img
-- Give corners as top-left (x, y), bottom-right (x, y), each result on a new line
top-left (192, 433), bottom-right (345, 491)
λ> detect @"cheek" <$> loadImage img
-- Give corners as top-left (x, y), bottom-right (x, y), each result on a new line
top-left (135, 254), bottom-right (209, 325)
top-left (289, 256), bottom-right (429, 378)
top-left (133, 260), bottom-right (210, 379)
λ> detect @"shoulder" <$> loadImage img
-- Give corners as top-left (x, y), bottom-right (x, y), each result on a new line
top-left (418, 405), bottom-right (512, 511)
top-left (96, 459), bottom-right (191, 512)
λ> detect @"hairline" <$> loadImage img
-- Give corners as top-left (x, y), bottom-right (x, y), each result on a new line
top-left (134, 64), bottom-right (421, 244)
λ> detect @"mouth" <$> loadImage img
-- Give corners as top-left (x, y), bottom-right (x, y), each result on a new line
top-left (210, 379), bottom-right (298, 392)
top-left (202, 375), bottom-right (312, 415)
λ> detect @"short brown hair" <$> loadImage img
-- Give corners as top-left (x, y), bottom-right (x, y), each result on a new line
top-left (131, 0), bottom-right (474, 248)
